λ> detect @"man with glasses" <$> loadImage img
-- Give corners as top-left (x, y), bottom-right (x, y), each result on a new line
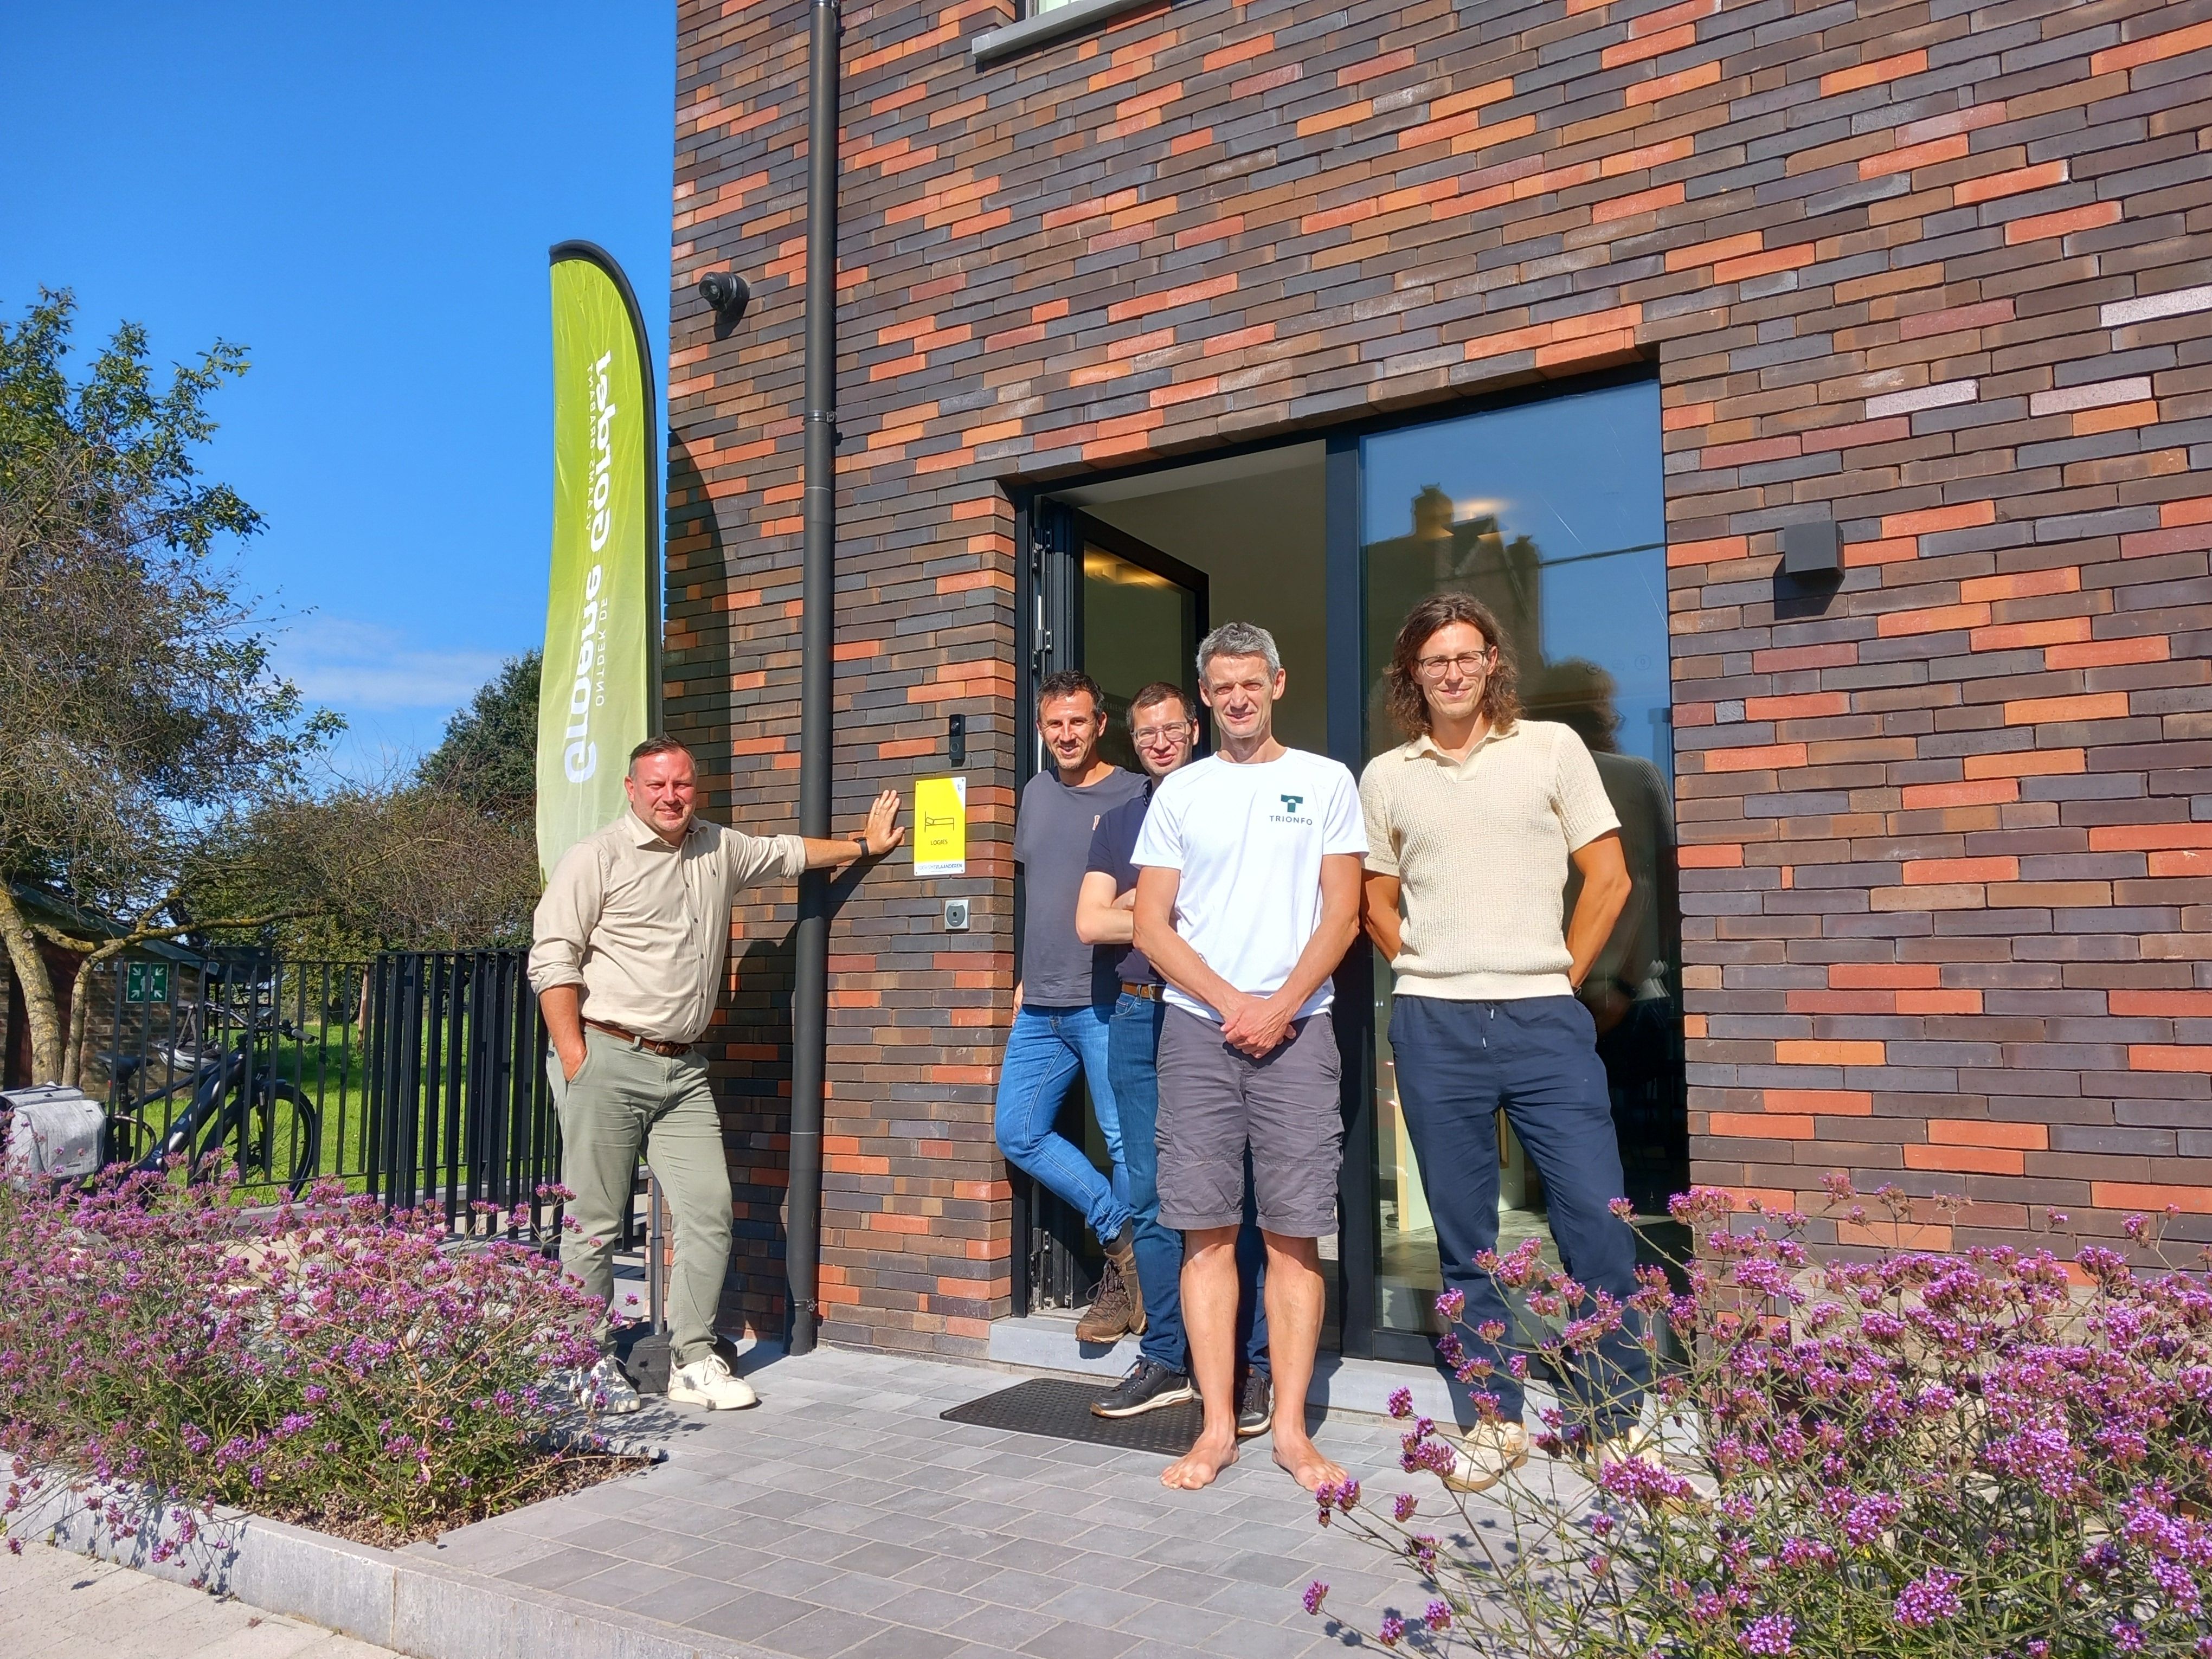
top-left (1359, 591), bottom-right (1648, 1492)
top-left (1076, 683), bottom-right (1272, 1431)
top-left (996, 670), bottom-right (1148, 1343)
top-left (1133, 622), bottom-right (1366, 1493)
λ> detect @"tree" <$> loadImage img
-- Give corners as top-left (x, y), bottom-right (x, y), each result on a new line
top-left (0, 290), bottom-right (337, 1084)
top-left (417, 650), bottom-right (540, 828)
top-left (188, 652), bottom-right (545, 963)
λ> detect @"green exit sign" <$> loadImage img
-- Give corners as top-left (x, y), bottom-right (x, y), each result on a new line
top-left (125, 962), bottom-right (170, 1004)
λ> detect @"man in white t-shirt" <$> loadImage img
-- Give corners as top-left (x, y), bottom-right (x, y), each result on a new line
top-left (1131, 621), bottom-right (1366, 1493)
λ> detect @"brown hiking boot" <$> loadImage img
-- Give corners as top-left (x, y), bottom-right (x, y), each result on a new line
top-left (1077, 1258), bottom-right (1138, 1342)
top-left (1105, 1221), bottom-right (1145, 1335)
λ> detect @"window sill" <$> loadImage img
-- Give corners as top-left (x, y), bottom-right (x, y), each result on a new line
top-left (970, 0), bottom-right (1162, 68)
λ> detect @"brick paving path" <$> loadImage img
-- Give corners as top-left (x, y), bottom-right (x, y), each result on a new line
top-left (0, 1539), bottom-right (398, 1659)
top-left (409, 1343), bottom-right (1489, 1658)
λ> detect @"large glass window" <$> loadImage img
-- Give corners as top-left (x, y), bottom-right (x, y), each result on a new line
top-left (1359, 381), bottom-right (1678, 1335)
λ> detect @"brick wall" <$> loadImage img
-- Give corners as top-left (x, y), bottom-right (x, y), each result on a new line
top-left (670, 0), bottom-right (2212, 1354)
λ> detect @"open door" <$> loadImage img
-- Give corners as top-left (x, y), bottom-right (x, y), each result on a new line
top-left (1015, 501), bottom-right (1208, 1315)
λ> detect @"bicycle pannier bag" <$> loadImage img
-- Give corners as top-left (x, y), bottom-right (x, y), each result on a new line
top-left (3, 1084), bottom-right (104, 1181)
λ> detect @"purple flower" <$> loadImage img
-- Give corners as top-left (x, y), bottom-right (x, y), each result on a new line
top-left (1378, 1613), bottom-right (1405, 1647)
top-left (1386, 1385), bottom-right (1413, 1419)
top-left (1393, 1492), bottom-right (1418, 1521)
top-left (1423, 1599), bottom-right (1450, 1632)
top-left (1741, 1613), bottom-right (1794, 1656)
top-left (1301, 1580), bottom-right (1328, 1616)
top-left (1893, 1569), bottom-right (1962, 1628)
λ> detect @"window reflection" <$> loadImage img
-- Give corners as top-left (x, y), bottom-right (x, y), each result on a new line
top-left (1360, 381), bottom-right (1681, 1336)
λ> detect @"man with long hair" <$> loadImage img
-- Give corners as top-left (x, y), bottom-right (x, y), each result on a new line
top-left (1359, 591), bottom-right (1650, 1489)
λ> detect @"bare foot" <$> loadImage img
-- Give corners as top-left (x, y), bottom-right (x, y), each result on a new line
top-left (1162, 1433), bottom-right (1239, 1490)
top-left (1272, 1432), bottom-right (1347, 1492)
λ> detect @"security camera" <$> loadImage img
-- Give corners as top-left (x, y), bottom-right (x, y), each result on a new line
top-left (698, 272), bottom-right (751, 324)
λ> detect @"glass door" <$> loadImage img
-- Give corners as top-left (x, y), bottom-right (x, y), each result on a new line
top-left (1353, 378), bottom-right (1679, 1350)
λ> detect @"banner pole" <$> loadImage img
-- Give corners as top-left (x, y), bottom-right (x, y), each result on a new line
top-left (788, 0), bottom-right (841, 1359)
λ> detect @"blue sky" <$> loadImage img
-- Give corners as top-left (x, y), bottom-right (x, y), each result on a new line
top-left (1, 4), bottom-right (675, 780)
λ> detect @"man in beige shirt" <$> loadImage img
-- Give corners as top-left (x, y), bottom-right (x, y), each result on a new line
top-left (529, 735), bottom-right (902, 1412)
top-left (1359, 589), bottom-right (1647, 1492)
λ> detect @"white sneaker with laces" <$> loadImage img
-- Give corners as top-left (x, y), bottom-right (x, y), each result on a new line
top-left (668, 1353), bottom-right (758, 1410)
top-left (1440, 1420), bottom-right (1529, 1493)
top-left (568, 1355), bottom-right (642, 1416)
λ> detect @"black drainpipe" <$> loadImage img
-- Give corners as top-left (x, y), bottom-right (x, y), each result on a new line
top-left (788, 0), bottom-right (841, 1359)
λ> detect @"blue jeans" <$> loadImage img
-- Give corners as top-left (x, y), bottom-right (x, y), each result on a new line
top-left (1389, 993), bottom-right (1650, 1438)
top-left (994, 1002), bottom-right (1132, 1245)
top-left (1109, 990), bottom-right (1269, 1377)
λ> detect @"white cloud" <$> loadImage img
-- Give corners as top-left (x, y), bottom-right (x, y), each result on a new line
top-left (274, 617), bottom-right (510, 711)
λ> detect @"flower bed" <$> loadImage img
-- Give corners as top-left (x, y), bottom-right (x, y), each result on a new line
top-left (1, 1169), bottom-right (625, 1552)
top-left (1307, 1179), bottom-right (2212, 1658)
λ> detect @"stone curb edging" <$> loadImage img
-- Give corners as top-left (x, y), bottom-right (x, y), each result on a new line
top-left (4, 1455), bottom-right (774, 1659)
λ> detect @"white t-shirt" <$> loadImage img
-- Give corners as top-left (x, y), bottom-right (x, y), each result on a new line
top-left (1130, 748), bottom-right (1368, 1023)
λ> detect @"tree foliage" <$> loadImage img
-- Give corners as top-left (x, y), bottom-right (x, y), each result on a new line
top-left (0, 290), bottom-right (337, 1082)
top-left (417, 650), bottom-right (540, 829)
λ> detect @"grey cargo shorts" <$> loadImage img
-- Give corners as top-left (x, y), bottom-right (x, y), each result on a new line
top-left (1156, 1004), bottom-right (1342, 1238)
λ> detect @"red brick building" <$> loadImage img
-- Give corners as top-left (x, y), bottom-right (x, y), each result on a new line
top-left (665, 0), bottom-right (2212, 1363)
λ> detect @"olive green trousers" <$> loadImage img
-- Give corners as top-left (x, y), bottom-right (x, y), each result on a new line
top-left (551, 1026), bottom-right (731, 1367)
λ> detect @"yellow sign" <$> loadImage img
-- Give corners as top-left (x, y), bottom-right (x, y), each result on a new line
top-left (914, 775), bottom-right (967, 876)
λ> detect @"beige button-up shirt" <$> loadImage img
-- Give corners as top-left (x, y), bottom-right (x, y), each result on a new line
top-left (528, 811), bottom-right (807, 1044)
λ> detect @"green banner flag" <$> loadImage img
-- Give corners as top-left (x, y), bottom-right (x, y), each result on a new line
top-left (538, 243), bottom-right (660, 877)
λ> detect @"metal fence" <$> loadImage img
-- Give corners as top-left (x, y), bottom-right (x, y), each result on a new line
top-left (93, 949), bottom-right (556, 1236)
top-left (363, 950), bottom-right (558, 1230)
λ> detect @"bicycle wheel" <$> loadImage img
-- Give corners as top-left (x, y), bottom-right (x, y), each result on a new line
top-left (196, 1081), bottom-right (324, 1195)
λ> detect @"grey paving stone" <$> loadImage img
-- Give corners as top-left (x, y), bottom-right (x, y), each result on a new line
top-left (841, 1627), bottom-right (969, 1659)
top-left (828, 1540), bottom-right (937, 1579)
top-left (893, 1553), bottom-right (1002, 1595)
top-left (1116, 1565), bottom-right (1235, 1609)
top-left (733, 1555), bottom-right (845, 1599)
top-left (757, 1606), bottom-right (893, 1658)
top-left (1017, 1622), bottom-right (1139, 1659)
top-left (941, 1603), bottom-right (1061, 1651)
top-left (685, 1589), bottom-right (816, 1639)
top-left (403, 1523), bottom-right (557, 1576)
top-left (496, 1544), bottom-right (620, 1590)
top-left (803, 1571), bottom-right (913, 1618)
top-left (620, 1569), bottom-right (759, 1624)
top-left (1034, 1584), bottom-right (1163, 1629)
top-left (677, 1540), bottom-right (785, 1583)
top-left (587, 1521), bottom-right (720, 1567)
top-left (871, 1584), bottom-right (989, 1632)
top-left (563, 1556), bottom-right (697, 1609)
top-left (964, 1566), bottom-right (1073, 1611)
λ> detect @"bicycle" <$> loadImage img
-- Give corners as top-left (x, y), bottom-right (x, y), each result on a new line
top-left (104, 999), bottom-right (325, 1197)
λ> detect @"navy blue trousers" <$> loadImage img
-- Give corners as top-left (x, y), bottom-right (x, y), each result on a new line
top-left (1388, 993), bottom-right (1650, 1438)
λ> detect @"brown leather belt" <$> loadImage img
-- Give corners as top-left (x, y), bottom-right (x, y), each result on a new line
top-left (1121, 982), bottom-right (1165, 1001)
top-left (584, 1017), bottom-right (695, 1059)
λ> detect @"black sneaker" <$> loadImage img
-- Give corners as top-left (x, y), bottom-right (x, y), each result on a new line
top-left (1236, 1369), bottom-right (1273, 1438)
top-left (1091, 1359), bottom-right (1195, 1419)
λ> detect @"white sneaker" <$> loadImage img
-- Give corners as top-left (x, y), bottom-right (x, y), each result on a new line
top-left (668, 1353), bottom-right (758, 1410)
top-left (1439, 1420), bottom-right (1529, 1493)
top-left (567, 1355), bottom-right (642, 1416)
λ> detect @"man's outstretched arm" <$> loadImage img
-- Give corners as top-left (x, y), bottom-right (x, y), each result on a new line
top-left (799, 788), bottom-right (905, 870)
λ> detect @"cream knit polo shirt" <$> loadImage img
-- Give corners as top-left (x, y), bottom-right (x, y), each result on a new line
top-left (1359, 719), bottom-right (1620, 1000)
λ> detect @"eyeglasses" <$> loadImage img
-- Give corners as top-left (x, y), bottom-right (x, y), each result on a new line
top-left (1133, 721), bottom-right (1193, 745)
top-left (1414, 651), bottom-right (1493, 680)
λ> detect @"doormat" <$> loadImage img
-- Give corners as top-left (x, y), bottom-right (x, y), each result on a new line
top-left (941, 1377), bottom-right (1203, 1457)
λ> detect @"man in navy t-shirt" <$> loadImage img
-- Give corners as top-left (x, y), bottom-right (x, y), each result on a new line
top-left (1076, 683), bottom-right (1271, 1429)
